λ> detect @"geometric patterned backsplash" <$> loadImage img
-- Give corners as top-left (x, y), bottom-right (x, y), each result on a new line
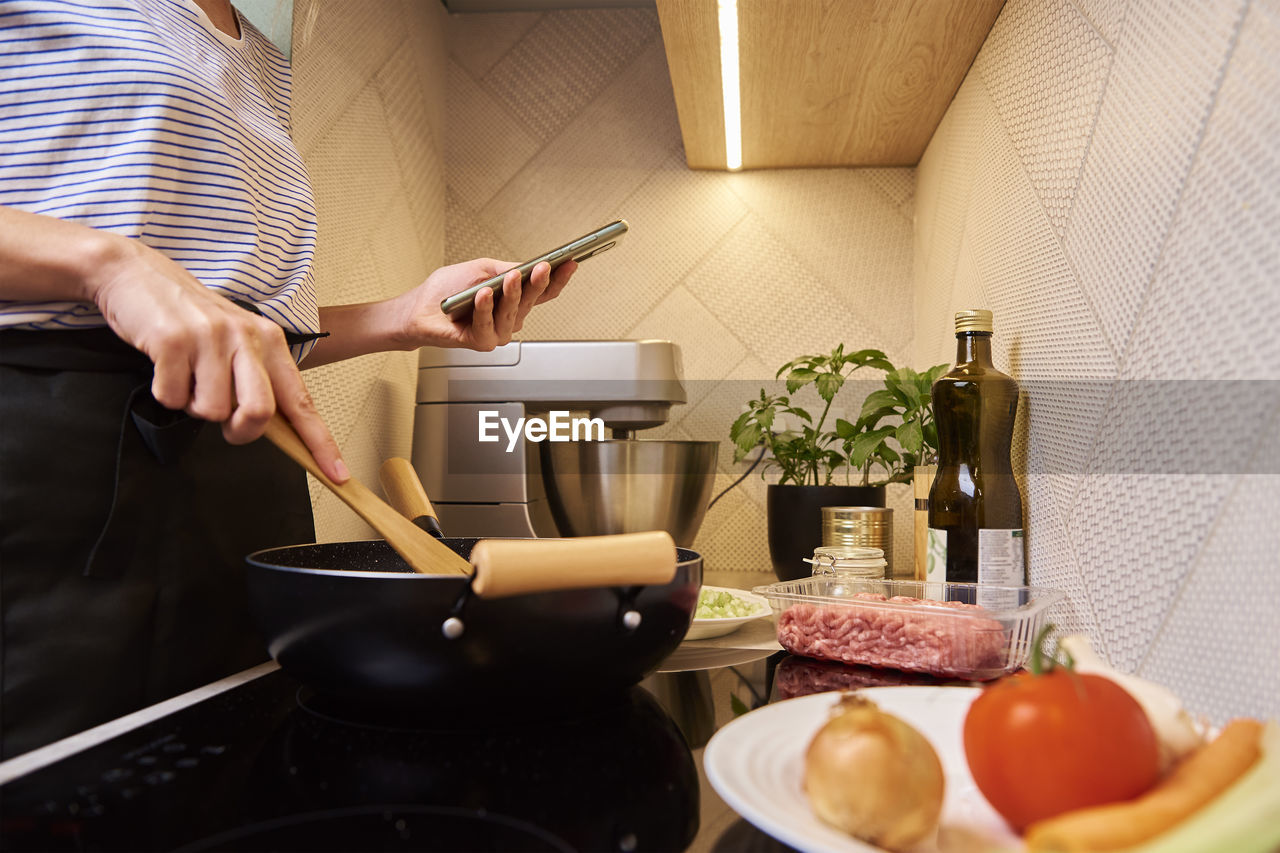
top-left (444, 8), bottom-right (919, 590)
top-left (289, 0), bottom-right (449, 545)
top-left (914, 0), bottom-right (1280, 723)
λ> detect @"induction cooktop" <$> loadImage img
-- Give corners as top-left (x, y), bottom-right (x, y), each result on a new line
top-left (0, 667), bottom-right (701, 852)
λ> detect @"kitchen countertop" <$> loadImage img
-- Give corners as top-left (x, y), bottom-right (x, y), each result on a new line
top-left (0, 615), bottom-right (960, 852)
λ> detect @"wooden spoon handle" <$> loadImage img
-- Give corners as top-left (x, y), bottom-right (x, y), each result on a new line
top-left (263, 412), bottom-right (339, 489)
top-left (469, 530), bottom-right (677, 598)
top-left (262, 414), bottom-right (469, 575)
top-left (378, 457), bottom-right (444, 538)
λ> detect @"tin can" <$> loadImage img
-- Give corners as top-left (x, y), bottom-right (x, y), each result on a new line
top-left (820, 506), bottom-right (894, 578)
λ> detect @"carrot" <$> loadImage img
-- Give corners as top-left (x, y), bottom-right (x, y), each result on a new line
top-left (1024, 718), bottom-right (1264, 852)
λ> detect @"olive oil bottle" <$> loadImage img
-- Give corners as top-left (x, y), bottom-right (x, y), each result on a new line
top-left (926, 310), bottom-right (1025, 590)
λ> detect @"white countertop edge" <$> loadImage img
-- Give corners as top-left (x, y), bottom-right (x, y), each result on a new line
top-left (0, 660), bottom-right (280, 786)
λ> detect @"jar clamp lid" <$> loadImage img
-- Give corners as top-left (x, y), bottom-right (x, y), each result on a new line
top-left (807, 545), bottom-right (886, 578)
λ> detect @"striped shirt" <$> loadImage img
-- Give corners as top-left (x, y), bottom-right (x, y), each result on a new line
top-left (0, 0), bottom-right (319, 351)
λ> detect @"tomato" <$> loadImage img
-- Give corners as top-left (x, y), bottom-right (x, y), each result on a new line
top-left (963, 669), bottom-right (1161, 832)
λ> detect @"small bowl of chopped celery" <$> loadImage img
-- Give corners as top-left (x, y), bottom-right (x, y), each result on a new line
top-left (686, 585), bottom-right (771, 640)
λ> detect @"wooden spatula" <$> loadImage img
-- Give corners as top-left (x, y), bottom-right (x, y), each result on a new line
top-left (262, 413), bottom-right (470, 575)
top-left (378, 457), bottom-right (445, 538)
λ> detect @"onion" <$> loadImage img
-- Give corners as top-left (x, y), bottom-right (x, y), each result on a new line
top-left (804, 692), bottom-right (944, 850)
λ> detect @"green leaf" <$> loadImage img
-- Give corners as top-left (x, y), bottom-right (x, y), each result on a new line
top-left (785, 368), bottom-right (818, 393)
top-left (859, 389), bottom-right (900, 421)
top-left (834, 417), bottom-right (859, 440)
top-left (849, 348), bottom-right (887, 364)
top-left (814, 371), bottom-right (844, 402)
top-left (896, 419), bottom-right (923, 454)
top-left (914, 371), bottom-right (934, 400)
top-left (852, 349), bottom-right (894, 372)
top-left (849, 426), bottom-right (895, 469)
top-left (788, 406), bottom-right (813, 423)
top-left (922, 421), bottom-right (938, 451)
top-left (733, 423), bottom-right (761, 456)
top-left (729, 694), bottom-right (749, 717)
top-left (927, 363), bottom-right (949, 384)
top-left (889, 368), bottom-right (922, 408)
top-left (857, 410), bottom-right (894, 432)
top-left (776, 356), bottom-right (807, 378)
top-left (729, 409), bottom-right (752, 440)
top-left (756, 406), bottom-right (775, 431)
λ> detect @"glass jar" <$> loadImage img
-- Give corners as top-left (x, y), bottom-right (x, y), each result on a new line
top-left (807, 545), bottom-right (887, 579)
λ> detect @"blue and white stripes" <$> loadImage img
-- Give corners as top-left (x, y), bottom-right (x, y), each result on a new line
top-left (0, 0), bottom-right (319, 341)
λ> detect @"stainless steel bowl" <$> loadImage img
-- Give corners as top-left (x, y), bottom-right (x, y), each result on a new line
top-left (539, 440), bottom-right (719, 547)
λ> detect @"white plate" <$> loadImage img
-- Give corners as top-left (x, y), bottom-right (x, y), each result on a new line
top-left (704, 687), bottom-right (1023, 853)
top-left (686, 586), bottom-right (772, 640)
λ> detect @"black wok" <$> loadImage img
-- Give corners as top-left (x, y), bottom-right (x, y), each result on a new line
top-left (251, 421), bottom-right (703, 709)
top-left (246, 538), bottom-right (701, 709)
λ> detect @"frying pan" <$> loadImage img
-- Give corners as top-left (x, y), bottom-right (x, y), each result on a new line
top-left (246, 437), bottom-right (702, 709)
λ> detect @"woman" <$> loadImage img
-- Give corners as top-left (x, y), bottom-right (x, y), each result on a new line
top-left (0, 0), bottom-right (576, 757)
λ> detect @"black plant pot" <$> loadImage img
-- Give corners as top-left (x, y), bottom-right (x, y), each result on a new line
top-left (766, 484), bottom-right (887, 581)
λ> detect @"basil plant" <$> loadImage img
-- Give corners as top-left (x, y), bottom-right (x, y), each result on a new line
top-left (729, 345), bottom-right (948, 487)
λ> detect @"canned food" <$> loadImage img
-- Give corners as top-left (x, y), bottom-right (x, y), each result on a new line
top-left (821, 506), bottom-right (893, 576)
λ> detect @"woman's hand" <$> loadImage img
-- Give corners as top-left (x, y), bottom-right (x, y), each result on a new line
top-left (0, 205), bottom-right (348, 482)
top-left (90, 235), bottom-right (349, 482)
top-left (397, 256), bottom-right (577, 351)
top-left (303, 256), bottom-right (577, 368)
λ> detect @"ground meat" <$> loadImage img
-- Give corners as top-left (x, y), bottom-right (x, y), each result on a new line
top-left (775, 592), bottom-right (1009, 679)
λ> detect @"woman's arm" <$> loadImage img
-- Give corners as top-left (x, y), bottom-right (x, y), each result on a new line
top-left (0, 205), bottom-right (348, 482)
top-left (302, 257), bottom-right (577, 369)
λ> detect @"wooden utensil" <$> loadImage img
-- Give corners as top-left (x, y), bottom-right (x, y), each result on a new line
top-left (376, 455), bottom-right (679, 600)
top-left (378, 457), bottom-right (444, 538)
top-left (468, 531), bottom-right (677, 599)
top-left (263, 413), bottom-right (470, 575)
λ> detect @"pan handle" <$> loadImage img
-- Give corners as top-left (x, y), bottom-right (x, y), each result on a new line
top-left (379, 457), bottom-right (444, 538)
top-left (469, 531), bottom-right (678, 599)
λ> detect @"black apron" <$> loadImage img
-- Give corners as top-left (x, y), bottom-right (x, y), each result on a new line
top-left (0, 328), bottom-right (315, 759)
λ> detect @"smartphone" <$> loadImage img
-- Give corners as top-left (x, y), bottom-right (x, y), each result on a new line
top-left (440, 219), bottom-right (629, 317)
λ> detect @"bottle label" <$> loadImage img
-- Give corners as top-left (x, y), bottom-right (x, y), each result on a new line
top-left (925, 528), bottom-right (947, 585)
top-left (978, 528), bottom-right (1025, 585)
top-left (977, 529), bottom-right (1025, 609)
top-left (925, 528), bottom-right (1025, 607)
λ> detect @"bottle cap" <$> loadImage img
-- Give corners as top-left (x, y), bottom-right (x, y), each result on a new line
top-left (955, 309), bottom-right (993, 334)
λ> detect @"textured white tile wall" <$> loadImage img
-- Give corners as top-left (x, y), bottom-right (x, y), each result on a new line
top-left (915, 0), bottom-right (1280, 722)
top-left (290, 0), bottom-right (447, 542)
top-left (445, 8), bottom-right (918, 587)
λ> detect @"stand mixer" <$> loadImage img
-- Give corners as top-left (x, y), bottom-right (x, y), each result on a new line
top-left (411, 340), bottom-right (718, 547)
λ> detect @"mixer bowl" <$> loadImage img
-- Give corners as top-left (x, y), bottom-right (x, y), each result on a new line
top-left (539, 440), bottom-right (719, 547)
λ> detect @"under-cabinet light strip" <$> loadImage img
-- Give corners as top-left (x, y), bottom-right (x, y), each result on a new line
top-left (718, 0), bottom-right (742, 170)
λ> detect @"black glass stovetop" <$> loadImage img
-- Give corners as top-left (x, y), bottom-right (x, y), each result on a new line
top-left (0, 647), bottom-right (951, 852)
top-left (0, 667), bottom-right (706, 853)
